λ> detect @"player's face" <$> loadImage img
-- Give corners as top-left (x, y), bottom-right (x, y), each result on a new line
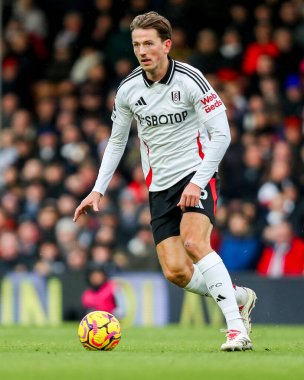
top-left (132, 28), bottom-right (172, 80)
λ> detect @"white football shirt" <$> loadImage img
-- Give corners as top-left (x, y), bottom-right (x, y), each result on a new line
top-left (93, 59), bottom-right (229, 194)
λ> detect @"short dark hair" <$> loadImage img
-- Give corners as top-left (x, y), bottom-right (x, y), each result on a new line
top-left (130, 11), bottom-right (172, 41)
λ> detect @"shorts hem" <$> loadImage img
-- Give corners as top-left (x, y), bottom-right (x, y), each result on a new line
top-left (183, 208), bottom-right (214, 225)
top-left (154, 233), bottom-right (180, 246)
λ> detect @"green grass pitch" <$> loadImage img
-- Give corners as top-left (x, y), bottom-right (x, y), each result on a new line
top-left (0, 324), bottom-right (304, 380)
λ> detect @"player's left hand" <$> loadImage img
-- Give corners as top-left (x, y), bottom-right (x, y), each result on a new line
top-left (177, 182), bottom-right (201, 212)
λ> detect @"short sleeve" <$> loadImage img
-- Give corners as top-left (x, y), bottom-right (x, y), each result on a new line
top-left (111, 86), bottom-right (133, 126)
top-left (188, 69), bottom-right (226, 124)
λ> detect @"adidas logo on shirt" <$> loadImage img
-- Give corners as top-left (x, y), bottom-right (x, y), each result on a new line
top-left (135, 97), bottom-right (147, 106)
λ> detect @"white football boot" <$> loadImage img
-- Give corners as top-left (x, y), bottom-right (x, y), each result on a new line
top-left (239, 288), bottom-right (257, 335)
top-left (221, 330), bottom-right (253, 351)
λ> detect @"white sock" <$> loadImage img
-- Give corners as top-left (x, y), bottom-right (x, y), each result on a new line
top-left (184, 265), bottom-right (249, 307)
top-left (196, 251), bottom-right (247, 334)
top-left (184, 264), bottom-right (209, 296)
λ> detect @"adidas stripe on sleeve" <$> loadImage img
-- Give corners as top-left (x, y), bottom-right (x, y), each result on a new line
top-left (175, 62), bottom-right (230, 190)
top-left (175, 62), bottom-right (226, 123)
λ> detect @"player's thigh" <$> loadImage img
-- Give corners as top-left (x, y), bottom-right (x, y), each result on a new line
top-left (156, 235), bottom-right (193, 279)
top-left (180, 212), bottom-right (213, 260)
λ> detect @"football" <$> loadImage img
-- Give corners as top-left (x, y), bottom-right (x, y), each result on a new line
top-left (78, 311), bottom-right (121, 351)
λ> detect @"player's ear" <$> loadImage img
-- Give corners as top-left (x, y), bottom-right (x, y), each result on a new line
top-left (164, 39), bottom-right (172, 53)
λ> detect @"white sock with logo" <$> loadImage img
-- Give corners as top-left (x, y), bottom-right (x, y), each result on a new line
top-left (184, 264), bottom-right (248, 308)
top-left (196, 251), bottom-right (247, 334)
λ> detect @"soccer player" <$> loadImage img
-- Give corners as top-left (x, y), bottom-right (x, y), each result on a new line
top-left (73, 11), bottom-right (257, 351)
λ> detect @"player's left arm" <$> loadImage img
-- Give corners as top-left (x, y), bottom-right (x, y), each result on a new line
top-left (178, 112), bottom-right (231, 210)
top-left (178, 73), bottom-right (231, 210)
top-left (190, 111), bottom-right (231, 189)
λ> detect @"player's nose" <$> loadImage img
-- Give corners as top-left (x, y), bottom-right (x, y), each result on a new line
top-left (138, 45), bottom-right (147, 55)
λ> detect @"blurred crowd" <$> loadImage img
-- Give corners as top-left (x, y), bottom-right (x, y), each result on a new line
top-left (1, 0), bottom-right (304, 279)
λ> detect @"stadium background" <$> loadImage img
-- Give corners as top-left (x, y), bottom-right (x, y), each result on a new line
top-left (1, 0), bottom-right (304, 325)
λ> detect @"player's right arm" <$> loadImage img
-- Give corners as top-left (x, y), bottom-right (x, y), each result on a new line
top-left (73, 88), bottom-right (132, 222)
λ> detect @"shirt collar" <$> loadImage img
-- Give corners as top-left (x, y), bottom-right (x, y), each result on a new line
top-left (142, 58), bottom-right (175, 87)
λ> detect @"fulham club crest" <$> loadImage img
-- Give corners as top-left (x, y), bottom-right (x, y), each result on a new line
top-left (171, 91), bottom-right (181, 103)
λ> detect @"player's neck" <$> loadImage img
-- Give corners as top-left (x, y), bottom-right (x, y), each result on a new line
top-left (145, 58), bottom-right (170, 82)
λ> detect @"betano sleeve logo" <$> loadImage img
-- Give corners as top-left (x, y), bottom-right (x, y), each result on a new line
top-left (200, 93), bottom-right (223, 114)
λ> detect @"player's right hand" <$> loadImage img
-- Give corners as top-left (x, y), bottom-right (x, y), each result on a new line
top-left (73, 191), bottom-right (102, 222)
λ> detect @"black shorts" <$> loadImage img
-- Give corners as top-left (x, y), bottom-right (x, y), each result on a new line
top-left (149, 172), bottom-right (220, 245)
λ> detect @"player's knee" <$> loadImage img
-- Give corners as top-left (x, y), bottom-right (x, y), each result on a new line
top-left (183, 238), bottom-right (211, 257)
top-left (183, 238), bottom-right (199, 254)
